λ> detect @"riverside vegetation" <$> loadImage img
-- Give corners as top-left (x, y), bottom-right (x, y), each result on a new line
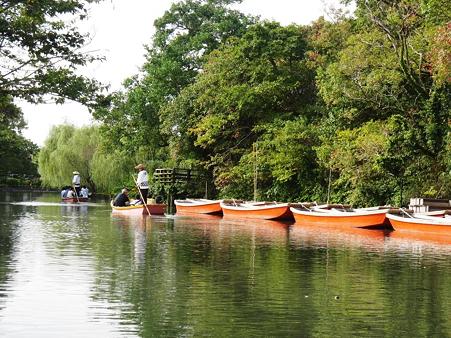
top-left (3, 0), bottom-right (449, 206)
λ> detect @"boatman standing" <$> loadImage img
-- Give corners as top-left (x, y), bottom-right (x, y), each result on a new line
top-left (135, 164), bottom-right (148, 204)
top-left (72, 171), bottom-right (81, 196)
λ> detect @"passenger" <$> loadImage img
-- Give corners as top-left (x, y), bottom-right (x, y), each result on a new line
top-left (129, 193), bottom-right (142, 206)
top-left (113, 188), bottom-right (130, 207)
top-left (80, 186), bottom-right (89, 198)
top-left (135, 164), bottom-right (148, 204)
top-left (61, 186), bottom-right (68, 198)
top-left (72, 171), bottom-right (81, 196)
top-left (66, 187), bottom-right (75, 198)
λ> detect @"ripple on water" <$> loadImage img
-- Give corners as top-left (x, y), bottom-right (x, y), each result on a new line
top-left (0, 192), bottom-right (450, 337)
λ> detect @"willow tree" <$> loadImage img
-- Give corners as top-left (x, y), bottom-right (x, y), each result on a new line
top-left (38, 124), bottom-right (133, 193)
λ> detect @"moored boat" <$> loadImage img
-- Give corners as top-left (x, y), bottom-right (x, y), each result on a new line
top-left (386, 212), bottom-right (451, 236)
top-left (62, 197), bottom-right (89, 203)
top-left (220, 201), bottom-right (292, 220)
top-left (111, 201), bottom-right (166, 215)
top-left (290, 204), bottom-right (389, 228)
top-left (174, 199), bottom-right (222, 214)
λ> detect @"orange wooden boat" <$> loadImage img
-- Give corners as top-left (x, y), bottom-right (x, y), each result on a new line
top-left (220, 201), bottom-right (292, 220)
top-left (386, 213), bottom-right (451, 235)
top-left (62, 197), bottom-right (89, 203)
top-left (174, 199), bottom-right (222, 214)
top-left (290, 205), bottom-right (388, 228)
top-left (110, 201), bottom-right (166, 215)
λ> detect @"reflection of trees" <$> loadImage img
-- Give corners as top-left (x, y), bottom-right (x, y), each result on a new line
top-left (0, 192), bottom-right (41, 310)
top-left (0, 209), bottom-right (17, 309)
top-left (28, 203), bottom-right (451, 336)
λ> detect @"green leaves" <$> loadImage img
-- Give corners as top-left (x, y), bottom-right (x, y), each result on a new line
top-left (89, 0), bottom-right (449, 204)
top-left (0, 0), bottom-right (106, 106)
top-left (37, 124), bottom-right (142, 193)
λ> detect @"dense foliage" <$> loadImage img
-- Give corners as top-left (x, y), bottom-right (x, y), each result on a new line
top-left (0, 0), bottom-right (106, 105)
top-left (0, 95), bottom-right (38, 185)
top-left (38, 124), bottom-right (133, 193)
top-left (41, 0), bottom-right (450, 204)
top-left (0, 0), bottom-right (108, 187)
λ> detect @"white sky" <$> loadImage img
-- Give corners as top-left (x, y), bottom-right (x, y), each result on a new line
top-left (21, 0), bottom-right (347, 146)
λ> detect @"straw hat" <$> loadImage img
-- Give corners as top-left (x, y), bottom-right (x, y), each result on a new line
top-left (73, 171), bottom-right (80, 175)
top-left (134, 164), bottom-right (145, 170)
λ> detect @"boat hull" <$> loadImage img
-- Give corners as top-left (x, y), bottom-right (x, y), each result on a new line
top-left (387, 214), bottom-right (451, 235)
top-left (111, 201), bottom-right (166, 215)
top-left (291, 208), bottom-right (388, 228)
top-left (175, 200), bottom-right (222, 214)
top-left (62, 197), bottom-right (89, 203)
top-left (221, 202), bottom-right (292, 220)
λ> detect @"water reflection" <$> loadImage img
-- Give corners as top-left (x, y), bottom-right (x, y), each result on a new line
top-left (0, 192), bottom-right (449, 337)
top-left (289, 223), bottom-right (388, 253)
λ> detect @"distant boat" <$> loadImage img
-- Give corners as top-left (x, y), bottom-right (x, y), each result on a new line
top-left (62, 197), bottom-right (89, 203)
top-left (220, 200), bottom-right (292, 220)
top-left (386, 212), bottom-right (451, 235)
top-left (290, 204), bottom-right (389, 228)
top-left (110, 201), bottom-right (166, 215)
top-left (174, 199), bottom-right (222, 214)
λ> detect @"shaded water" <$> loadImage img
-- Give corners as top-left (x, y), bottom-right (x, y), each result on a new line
top-left (0, 191), bottom-right (450, 337)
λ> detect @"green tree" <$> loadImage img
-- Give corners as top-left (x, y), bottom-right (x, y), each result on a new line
top-left (0, 95), bottom-right (38, 180)
top-left (0, 0), bottom-right (106, 105)
top-left (316, 0), bottom-right (450, 203)
top-left (163, 22), bottom-right (316, 196)
top-left (38, 124), bottom-right (139, 193)
top-left (93, 0), bottom-right (254, 161)
top-left (1, 0), bottom-right (109, 187)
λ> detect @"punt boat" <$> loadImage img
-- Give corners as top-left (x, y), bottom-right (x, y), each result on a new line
top-left (62, 197), bottom-right (89, 203)
top-left (290, 204), bottom-right (389, 228)
top-left (220, 200), bottom-right (292, 220)
top-left (174, 199), bottom-right (222, 214)
top-left (110, 201), bottom-right (166, 215)
top-left (386, 211), bottom-right (451, 235)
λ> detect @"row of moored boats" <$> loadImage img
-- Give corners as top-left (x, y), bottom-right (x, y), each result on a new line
top-left (173, 199), bottom-right (451, 236)
top-left (109, 198), bottom-right (451, 236)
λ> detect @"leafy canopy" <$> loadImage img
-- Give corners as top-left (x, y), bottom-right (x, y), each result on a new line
top-left (0, 0), bottom-right (106, 106)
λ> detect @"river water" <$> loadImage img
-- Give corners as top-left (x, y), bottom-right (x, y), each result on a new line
top-left (0, 191), bottom-right (450, 337)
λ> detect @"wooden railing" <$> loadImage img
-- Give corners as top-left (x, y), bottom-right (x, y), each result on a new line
top-left (153, 168), bottom-right (203, 184)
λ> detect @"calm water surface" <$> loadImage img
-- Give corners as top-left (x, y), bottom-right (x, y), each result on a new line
top-left (0, 191), bottom-right (450, 337)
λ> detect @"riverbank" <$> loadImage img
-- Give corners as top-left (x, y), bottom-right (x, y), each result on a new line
top-left (0, 186), bottom-right (54, 193)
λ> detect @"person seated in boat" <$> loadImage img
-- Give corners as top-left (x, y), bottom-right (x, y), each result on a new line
top-left (80, 186), bottom-right (89, 198)
top-left (129, 193), bottom-right (143, 206)
top-left (61, 186), bottom-right (69, 198)
top-left (113, 188), bottom-right (130, 207)
top-left (66, 187), bottom-right (75, 198)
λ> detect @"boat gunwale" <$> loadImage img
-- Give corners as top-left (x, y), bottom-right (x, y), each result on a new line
top-left (386, 213), bottom-right (451, 226)
top-left (290, 207), bottom-right (388, 217)
top-left (174, 199), bottom-right (221, 207)
top-left (221, 202), bottom-right (290, 212)
top-left (110, 200), bottom-right (157, 211)
top-left (62, 197), bottom-right (89, 202)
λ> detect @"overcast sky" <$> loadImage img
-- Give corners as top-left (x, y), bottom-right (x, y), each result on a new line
top-left (21, 0), bottom-right (348, 146)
